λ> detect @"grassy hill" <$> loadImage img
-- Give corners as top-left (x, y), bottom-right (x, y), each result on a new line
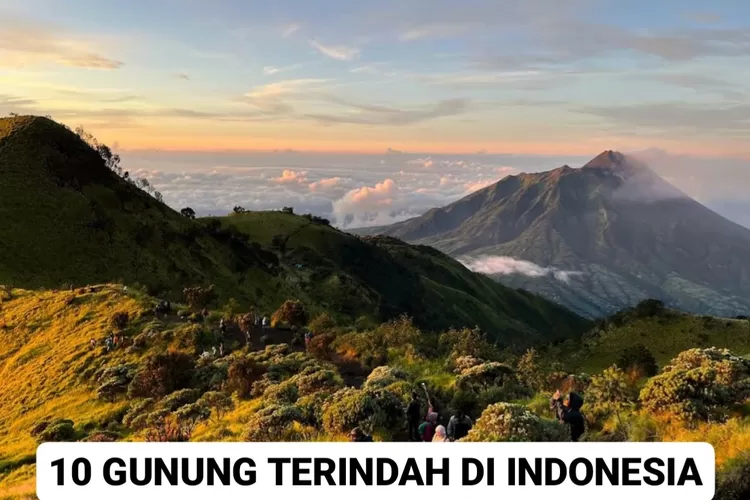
top-left (540, 305), bottom-right (750, 374)
top-left (217, 211), bottom-right (590, 344)
top-left (371, 151), bottom-right (750, 319)
top-left (0, 115), bottom-right (588, 342)
top-left (0, 115), bottom-right (279, 301)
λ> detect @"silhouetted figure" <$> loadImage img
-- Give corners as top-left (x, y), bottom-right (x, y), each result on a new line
top-left (551, 390), bottom-right (585, 442)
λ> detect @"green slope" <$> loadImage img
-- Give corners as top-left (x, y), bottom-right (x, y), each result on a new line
top-left (217, 212), bottom-right (591, 345)
top-left (0, 115), bottom-right (589, 344)
top-left (0, 116), bottom-right (280, 302)
top-left (541, 307), bottom-right (750, 374)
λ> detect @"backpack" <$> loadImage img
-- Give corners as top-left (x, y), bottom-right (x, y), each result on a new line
top-left (453, 419), bottom-right (471, 440)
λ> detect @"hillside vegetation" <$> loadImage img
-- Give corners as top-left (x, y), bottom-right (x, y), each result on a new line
top-left (0, 289), bottom-right (748, 500)
top-left (0, 115), bottom-right (587, 342)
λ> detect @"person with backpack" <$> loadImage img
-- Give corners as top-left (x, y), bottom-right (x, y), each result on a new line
top-left (447, 410), bottom-right (473, 441)
top-left (550, 390), bottom-right (585, 442)
top-left (419, 412), bottom-right (438, 442)
top-left (405, 392), bottom-right (422, 441)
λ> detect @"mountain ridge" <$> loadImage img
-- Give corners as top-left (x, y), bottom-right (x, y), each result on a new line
top-left (0, 115), bottom-right (589, 342)
top-left (368, 151), bottom-right (750, 318)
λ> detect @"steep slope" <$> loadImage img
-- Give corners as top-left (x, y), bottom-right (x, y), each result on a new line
top-left (374, 151), bottom-right (750, 318)
top-left (218, 212), bottom-right (590, 344)
top-left (0, 115), bottom-right (278, 301)
top-left (0, 116), bottom-right (588, 340)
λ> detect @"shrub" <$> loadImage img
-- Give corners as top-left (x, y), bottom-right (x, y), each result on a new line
top-left (295, 392), bottom-right (329, 426)
top-left (111, 311), bottom-right (129, 330)
top-left (440, 327), bottom-right (496, 360)
top-left (142, 410), bottom-right (186, 442)
top-left (183, 285), bottom-right (216, 311)
top-left (199, 391), bottom-right (235, 420)
top-left (308, 313), bottom-right (336, 334)
top-left (227, 356), bottom-right (267, 399)
top-left (96, 364), bottom-right (135, 402)
top-left (271, 300), bottom-right (309, 329)
top-left (363, 366), bottom-right (409, 390)
top-left (262, 380), bottom-right (300, 405)
top-left (123, 399), bottom-right (155, 428)
top-left (453, 355), bottom-right (484, 373)
top-left (639, 348), bottom-right (750, 422)
top-left (243, 405), bottom-right (305, 441)
top-left (516, 348), bottom-right (545, 391)
top-left (37, 420), bottom-right (76, 443)
top-left (587, 365), bottom-right (637, 421)
top-left (160, 389), bottom-right (200, 412)
top-left (174, 402), bottom-right (211, 439)
top-left (617, 344), bottom-right (658, 377)
top-left (456, 362), bottom-right (514, 390)
top-left (321, 388), bottom-right (383, 434)
top-left (84, 431), bottom-right (121, 442)
top-left (715, 452), bottom-right (750, 500)
top-left (307, 333), bottom-right (335, 359)
top-left (462, 403), bottom-right (569, 442)
top-left (128, 351), bottom-right (196, 398)
top-left (294, 368), bottom-right (343, 396)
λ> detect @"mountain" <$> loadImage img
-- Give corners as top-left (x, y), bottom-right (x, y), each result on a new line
top-left (369, 151), bottom-right (750, 318)
top-left (0, 115), bottom-right (588, 342)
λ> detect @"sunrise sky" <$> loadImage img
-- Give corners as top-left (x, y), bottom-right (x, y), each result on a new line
top-left (2, 0), bottom-right (750, 156)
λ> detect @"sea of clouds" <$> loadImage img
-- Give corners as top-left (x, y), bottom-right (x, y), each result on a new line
top-left (122, 149), bottom-right (750, 230)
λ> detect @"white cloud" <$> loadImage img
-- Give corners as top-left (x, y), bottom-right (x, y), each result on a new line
top-left (263, 66), bottom-right (281, 75)
top-left (460, 255), bottom-right (583, 284)
top-left (272, 169), bottom-right (308, 184)
top-left (282, 24), bottom-right (301, 38)
top-left (310, 40), bottom-right (360, 61)
top-left (309, 177), bottom-right (342, 191)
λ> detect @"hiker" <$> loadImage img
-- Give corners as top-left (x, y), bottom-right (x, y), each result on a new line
top-left (219, 318), bottom-right (227, 334)
top-left (219, 343), bottom-right (224, 357)
top-left (447, 410), bottom-right (473, 441)
top-left (201, 308), bottom-right (208, 320)
top-left (304, 331), bottom-right (313, 347)
top-left (244, 331), bottom-right (252, 347)
top-left (432, 425), bottom-right (449, 442)
top-left (262, 316), bottom-right (269, 329)
top-left (406, 392), bottom-right (422, 441)
top-left (212, 346), bottom-right (217, 357)
top-left (550, 390), bottom-right (585, 442)
top-left (419, 412), bottom-right (438, 442)
top-left (90, 339), bottom-right (96, 349)
top-left (104, 337), bottom-right (113, 352)
top-left (349, 427), bottom-right (373, 442)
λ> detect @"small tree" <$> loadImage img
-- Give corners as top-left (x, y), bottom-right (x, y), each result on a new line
top-left (227, 357), bottom-right (267, 399)
top-left (462, 403), bottom-right (568, 442)
top-left (271, 300), bottom-right (308, 328)
top-left (175, 402), bottom-right (211, 439)
top-left (617, 344), bottom-right (658, 377)
top-left (516, 348), bottom-right (544, 391)
top-left (308, 313), bottom-right (336, 334)
top-left (281, 206), bottom-right (294, 214)
top-left (128, 351), bottom-right (196, 398)
top-left (235, 312), bottom-right (256, 333)
top-left (587, 365), bottom-right (637, 426)
top-left (199, 391), bottom-right (235, 421)
top-left (233, 206), bottom-right (246, 214)
top-left (180, 207), bottom-right (196, 219)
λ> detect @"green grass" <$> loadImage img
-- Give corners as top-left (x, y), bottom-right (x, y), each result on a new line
top-left (542, 310), bottom-right (750, 373)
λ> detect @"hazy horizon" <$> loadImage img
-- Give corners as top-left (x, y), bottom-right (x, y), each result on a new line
top-left (2, 0), bottom-right (749, 228)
